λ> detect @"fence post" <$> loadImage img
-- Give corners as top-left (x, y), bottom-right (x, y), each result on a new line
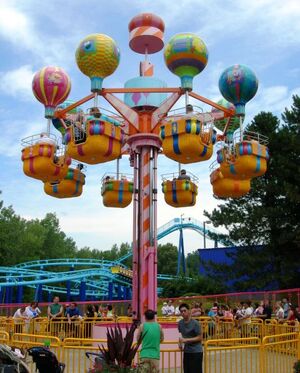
top-left (259, 337), bottom-right (265, 373)
top-left (204, 341), bottom-right (208, 373)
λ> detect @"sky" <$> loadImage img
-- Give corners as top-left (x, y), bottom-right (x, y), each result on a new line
top-left (0, 0), bottom-right (299, 256)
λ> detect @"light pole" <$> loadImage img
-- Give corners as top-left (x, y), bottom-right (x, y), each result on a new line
top-left (203, 220), bottom-right (211, 249)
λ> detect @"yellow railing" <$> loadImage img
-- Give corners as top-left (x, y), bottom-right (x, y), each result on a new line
top-left (204, 337), bottom-right (261, 373)
top-left (2, 317), bottom-right (299, 341)
top-left (1, 332), bottom-right (299, 373)
top-left (0, 330), bottom-right (9, 343)
top-left (260, 333), bottom-right (300, 373)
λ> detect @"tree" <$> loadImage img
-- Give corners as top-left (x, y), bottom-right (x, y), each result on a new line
top-left (204, 96), bottom-right (300, 290)
top-left (157, 243), bottom-right (178, 275)
top-left (160, 275), bottom-right (227, 297)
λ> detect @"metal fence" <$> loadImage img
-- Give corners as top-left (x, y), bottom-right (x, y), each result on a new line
top-left (0, 330), bottom-right (298, 372)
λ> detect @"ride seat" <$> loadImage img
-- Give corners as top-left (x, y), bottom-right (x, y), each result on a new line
top-left (162, 179), bottom-right (198, 207)
top-left (22, 143), bottom-right (71, 182)
top-left (160, 117), bottom-right (213, 164)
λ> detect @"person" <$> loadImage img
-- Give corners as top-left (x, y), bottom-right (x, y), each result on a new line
top-left (127, 304), bottom-right (133, 317)
top-left (48, 296), bottom-right (63, 320)
top-left (106, 304), bottom-right (114, 318)
top-left (66, 302), bottom-right (81, 323)
top-left (76, 163), bottom-right (84, 171)
top-left (26, 302), bottom-right (41, 319)
top-left (178, 169), bottom-right (191, 181)
top-left (286, 304), bottom-right (296, 324)
top-left (36, 132), bottom-right (56, 147)
top-left (24, 302), bottom-right (41, 333)
top-left (174, 303), bottom-right (181, 316)
top-left (161, 302), bottom-right (168, 316)
top-left (88, 107), bottom-right (101, 120)
top-left (178, 303), bottom-right (203, 373)
top-left (85, 305), bottom-right (98, 318)
top-left (166, 300), bottom-right (175, 316)
top-left (13, 306), bottom-right (29, 333)
top-left (186, 104), bottom-right (194, 114)
top-left (191, 303), bottom-right (202, 317)
top-left (223, 305), bottom-right (233, 320)
top-left (253, 301), bottom-right (264, 317)
top-left (48, 296), bottom-right (64, 336)
top-left (207, 304), bottom-right (218, 337)
top-left (137, 309), bottom-right (164, 373)
top-left (274, 301), bottom-right (284, 321)
top-left (260, 301), bottom-right (273, 320)
top-left (84, 305), bottom-right (98, 338)
top-left (66, 302), bottom-right (81, 337)
top-left (282, 298), bottom-right (289, 319)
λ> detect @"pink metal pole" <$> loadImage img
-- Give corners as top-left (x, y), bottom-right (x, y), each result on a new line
top-left (128, 134), bottom-right (161, 320)
top-left (132, 151), bottom-right (139, 318)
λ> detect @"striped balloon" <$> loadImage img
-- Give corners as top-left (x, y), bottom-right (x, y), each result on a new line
top-left (32, 66), bottom-right (71, 118)
top-left (164, 33), bottom-right (208, 90)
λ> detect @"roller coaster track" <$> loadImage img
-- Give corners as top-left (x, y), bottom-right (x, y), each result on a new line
top-left (0, 217), bottom-right (222, 298)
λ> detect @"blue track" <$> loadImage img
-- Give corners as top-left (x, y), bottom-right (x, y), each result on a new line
top-left (0, 217), bottom-right (221, 300)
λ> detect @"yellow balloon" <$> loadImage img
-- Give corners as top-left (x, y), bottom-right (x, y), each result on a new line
top-left (75, 33), bottom-right (120, 91)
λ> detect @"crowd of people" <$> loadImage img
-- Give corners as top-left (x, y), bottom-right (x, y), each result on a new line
top-left (9, 296), bottom-right (300, 373)
top-left (160, 298), bottom-right (300, 325)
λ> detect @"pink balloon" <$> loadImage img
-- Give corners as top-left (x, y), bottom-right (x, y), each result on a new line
top-left (32, 66), bottom-right (71, 118)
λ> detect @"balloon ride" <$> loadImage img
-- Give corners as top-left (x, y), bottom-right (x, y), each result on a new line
top-left (21, 12), bottom-right (269, 319)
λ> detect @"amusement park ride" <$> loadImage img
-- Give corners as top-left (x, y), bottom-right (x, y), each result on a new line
top-left (20, 13), bottom-right (269, 319)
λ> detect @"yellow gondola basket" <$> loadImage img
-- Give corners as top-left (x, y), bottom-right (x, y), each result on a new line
top-left (160, 117), bottom-right (213, 164)
top-left (44, 167), bottom-right (85, 198)
top-left (162, 179), bottom-right (198, 207)
top-left (65, 119), bottom-right (125, 165)
top-left (218, 141), bottom-right (269, 180)
top-left (102, 179), bottom-right (133, 208)
top-left (22, 143), bottom-right (71, 182)
top-left (210, 168), bottom-right (251, 198)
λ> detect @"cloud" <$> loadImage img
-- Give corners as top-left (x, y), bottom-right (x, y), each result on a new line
top-left (0, 2), bottom-right (75, 67)
top-left (0, 5), bottom-right (36, 50)
top-left (245, 85), bottom-right (300, 122)
top-left (0, 65), bottom-right (34, 100)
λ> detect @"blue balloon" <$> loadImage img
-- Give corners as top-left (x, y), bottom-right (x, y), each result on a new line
top-left (219, 64), bottom-right (258, 116)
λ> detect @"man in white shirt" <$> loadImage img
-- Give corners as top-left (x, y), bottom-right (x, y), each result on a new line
top-left (242, 301), bottom-right (253, 324)
top-left (161, 302), bottom-right (168, 316)
top-left (167, 300), bottom-right (175, 316)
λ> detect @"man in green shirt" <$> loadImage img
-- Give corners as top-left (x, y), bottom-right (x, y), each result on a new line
top-left (48, 296), bottom-right (63, 320)
top-left (47, 296), bottom-right (64, 336)
top-left (136, 309), bottom-right (164, 373)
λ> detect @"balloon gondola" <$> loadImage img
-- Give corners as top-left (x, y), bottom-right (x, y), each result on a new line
top-left (21, 134), bottom-right (71, 182)
top-left (64, 115), bottom-right (125, 165)
top-left (160, 107), bottom-right (214, 164)
top-left (44, 164), bottom-right (86, 198)
top-left (210, 164), bottom-right (251, 199)
top-left (217, 131), bottom-right (269, 180)
top-left (101, 174), bottom-right (134, 208)
top-left (162, 172), bottom-right (198, 207)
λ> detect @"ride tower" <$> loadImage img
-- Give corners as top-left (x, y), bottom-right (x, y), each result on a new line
top-left (22, 12), bottom-right (268, 321)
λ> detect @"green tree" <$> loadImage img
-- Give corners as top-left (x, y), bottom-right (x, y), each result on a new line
top-left (157, 243), bottom-right (178, 275)
top-left (161, 275), bottom-right (227, 297)
top-left (186, 251), bottom-right (200, 276)
top-left (204, 96), bottom-right (300, 290)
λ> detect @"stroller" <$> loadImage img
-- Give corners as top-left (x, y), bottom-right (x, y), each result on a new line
top-left (0, 344), bottom-right (29, 373)
top-left (86, 352), bottom-right (105, 373)
top-left (28, 347), bottom-right (65, 373)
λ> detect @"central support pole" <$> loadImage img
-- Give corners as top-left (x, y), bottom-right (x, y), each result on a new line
top-left (128, 132), bottom-right (161, 320)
